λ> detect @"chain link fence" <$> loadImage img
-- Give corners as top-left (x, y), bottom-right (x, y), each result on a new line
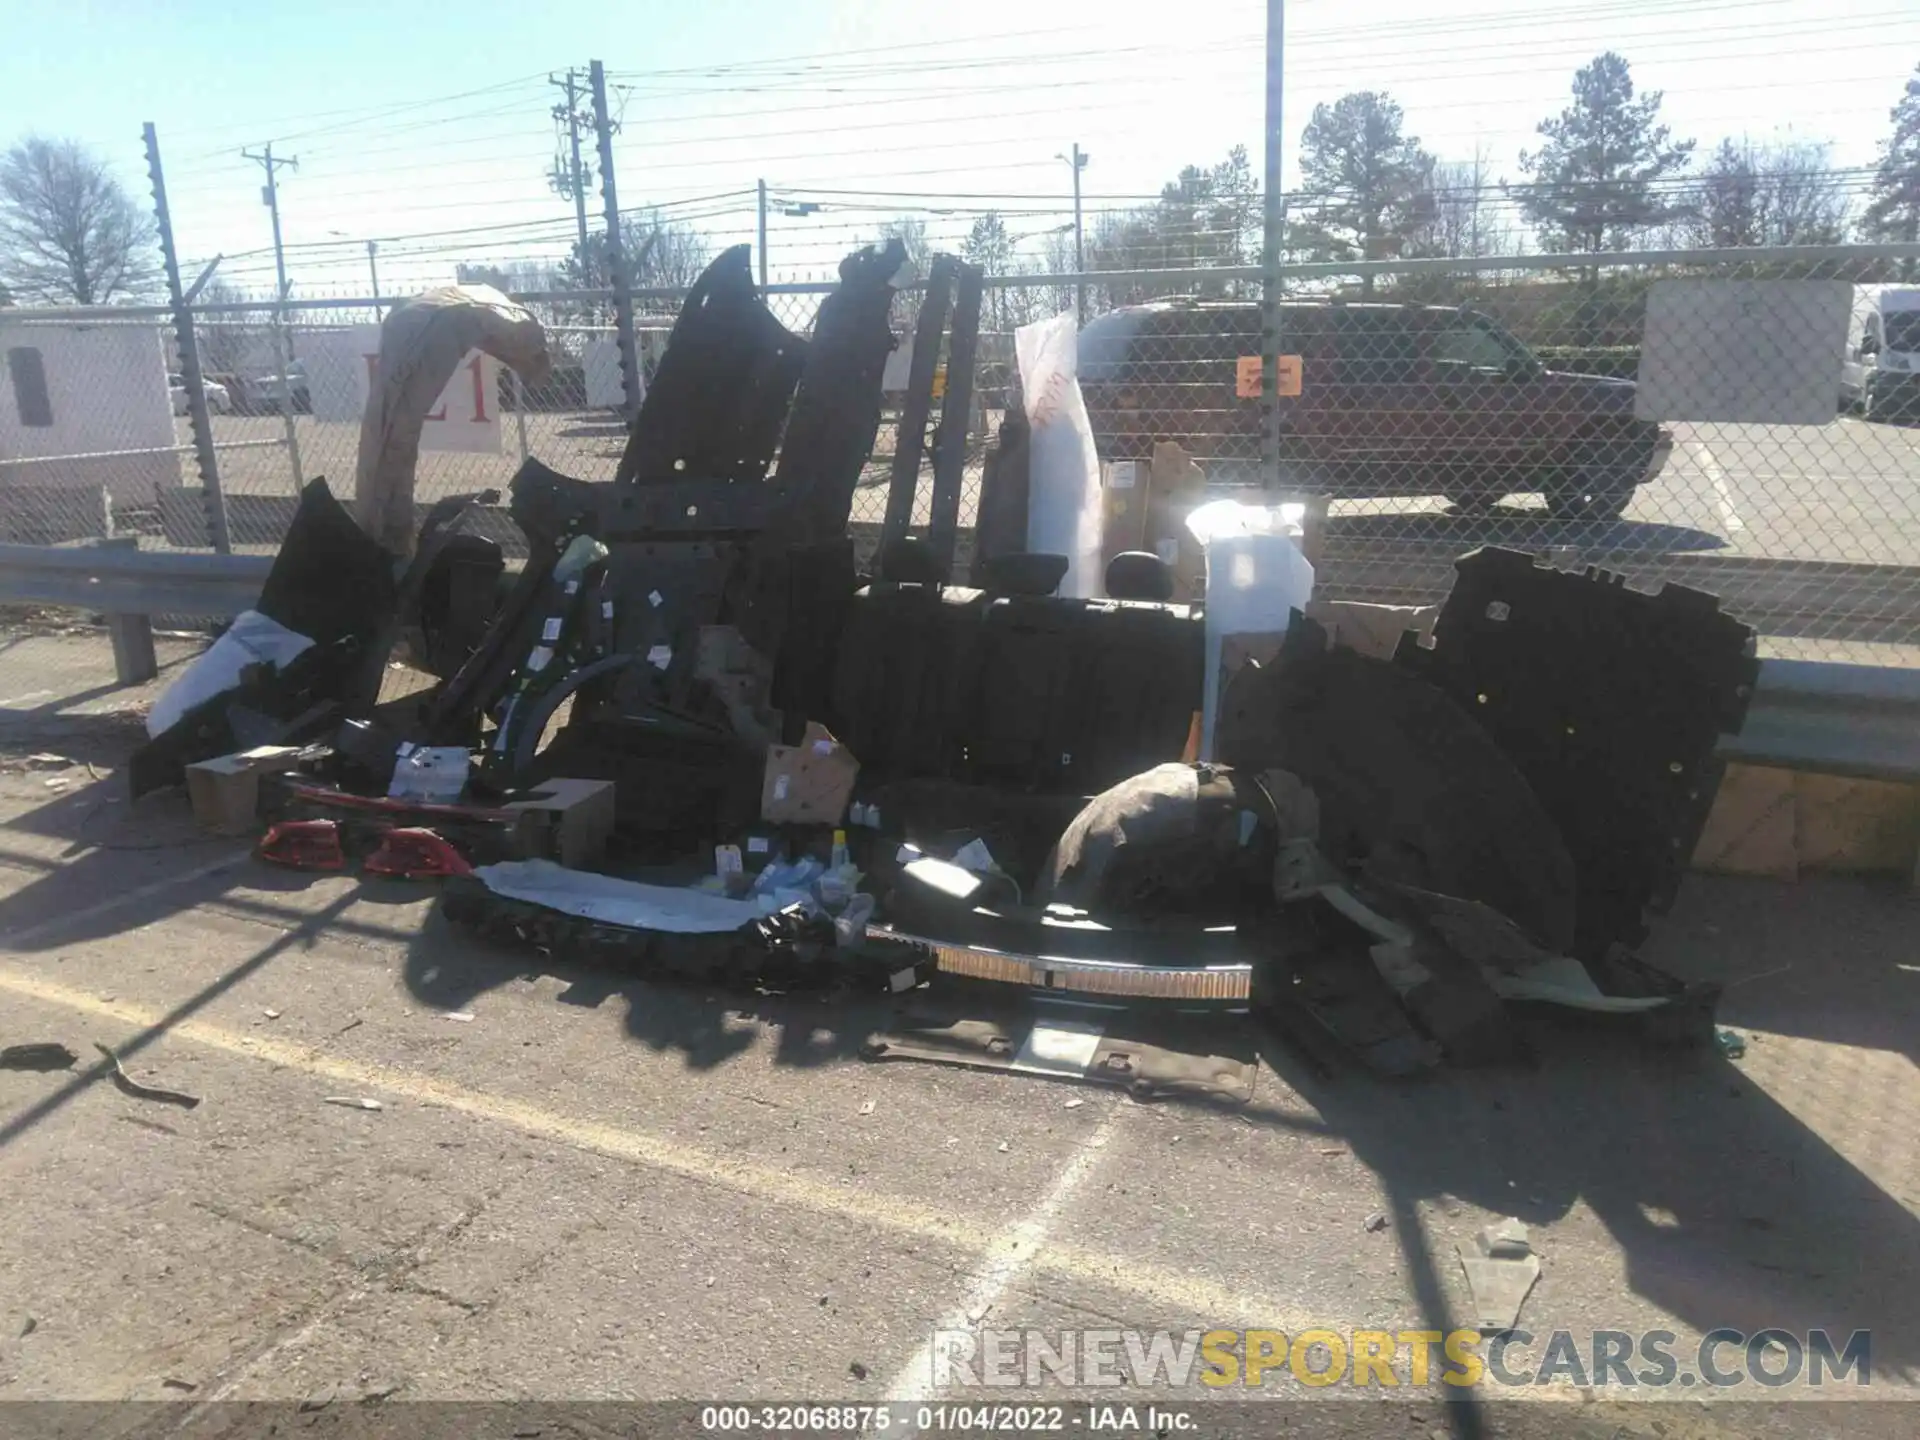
top-left (5, 246), bottom-right (1920, 662)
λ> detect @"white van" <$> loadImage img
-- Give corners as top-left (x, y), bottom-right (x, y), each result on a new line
top-left (1841, 286), bottom-right (1920, 420)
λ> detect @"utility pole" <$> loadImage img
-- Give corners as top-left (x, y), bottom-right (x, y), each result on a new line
top-left (366, 240), bottom-right (383, 317)
top-left (1059, 144), bottom-right (1089, 324)
top-left (590, 60), bottom-right (642, 427)
top-left (757, 179), bottom-right (769, 287)
top-left (550, 69), bottom-right (593, 259)
top-left (1261, 0), bottom-right (1286, 495)
top-left (243, 141), bottom-right (303, 488)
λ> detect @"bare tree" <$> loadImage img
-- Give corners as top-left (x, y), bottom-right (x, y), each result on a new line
top-left (1687, 139), bottom-right (1848, 248)
top-left (1413, 148), bottom-right (1516, 259)
top-left (0, 136), bottom-right (156, 305)
top-left (632, 213), bottom-right (710, 292)
top-left (877, 217), bottom-right (931, 280)
top-left (193, 280), bottom-right (272, 378)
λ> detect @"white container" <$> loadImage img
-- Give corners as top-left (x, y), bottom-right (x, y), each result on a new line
top-left (1187, 501), bottom-right (1316, 757)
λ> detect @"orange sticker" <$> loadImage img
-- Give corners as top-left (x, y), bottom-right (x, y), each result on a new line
top-left (1236, 354), bottom-right (1303, 398)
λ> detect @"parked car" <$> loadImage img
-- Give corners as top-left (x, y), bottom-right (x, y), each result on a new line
top-left (168, 373), bottom-right (232, 415)
top-left (1840, 285), bottom-right (1920, 423)
top-left (1076, 299), bottom-right (1671, 520)
top-left (241, 360), bottom-right (311, 415)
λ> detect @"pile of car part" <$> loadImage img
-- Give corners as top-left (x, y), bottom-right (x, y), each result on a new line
top-left (130, 241), bottom-right (1761, 1087)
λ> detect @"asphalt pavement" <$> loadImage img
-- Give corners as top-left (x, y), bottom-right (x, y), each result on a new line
top-left (0, 633), bottom-right (1917, 1436)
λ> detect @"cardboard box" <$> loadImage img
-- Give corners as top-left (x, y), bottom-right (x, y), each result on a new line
top-left (762, 722), bottom-right (859, 825)
top-left (1146, 442), bottom-right (1207, 601)
top-left (1690, 763), bottom-right (1798, 880)
top-left (1100, 460), bottom-right (1149, 588)
top-left (1304, 600), bottom-right (1440, 661)
top-left (1690, 764), bottom-right (1920, 882)
top-left (186, 745), bottom-right (308, 835)
top-left (505, 778), bottom-right (617, 871)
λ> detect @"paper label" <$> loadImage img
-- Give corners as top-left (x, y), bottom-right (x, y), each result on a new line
top-left (648, 590), bottom-right (664, 607)
top-left (541, 617), bottom-right (563, 641)
top-left (715, 844), bottom-right (744, 876)
top-left (812, 739), bottom-right (834, 756)
top-left (1108, 461), bottom-right (1139, 490)
top-left (1236, 354), bottom-right (1304, 399)
top-left (773, 774), bottom-right (791, 802)
top-left (602, 601), bottom-right (614, 619)
top-left (647, 645), bottom-right (672, 669)
top-left (746, 836), bottom-right (770, 854)
top-left (1010, 1020), bottom-right (1105, 1076)
top-left (525, 646), bottom-right (553, 672)
top-left (564, 579), bottom-right (580, 595)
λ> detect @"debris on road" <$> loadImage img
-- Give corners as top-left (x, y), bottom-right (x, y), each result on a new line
top-left (1717, 1028), bottom-right (1748, 1058)
top-left (848, 1361), bottom-right (869, 1381)
top-left (1457, 1218), bottom-right (1542, 1333)
top-left (0, 753), bottom-right (74, 774)
top-left (160, 1378), bottom-right (197, 1393)
top-left (20, 1316), bottom-right (37, 1337)
top-left (106, 235), bottom-right (1766, 1117)
top-left (261, 1008), bottom-right (281, 1020)
top-left (0, 1042), bottom-right (78, 1072)
top-left (1364, 1211), bottom-right (1389, 1233)
top-left (323, 1096), bottom-right (385, 1111)
top-left (92, 1042), bottom-right (200, 1110)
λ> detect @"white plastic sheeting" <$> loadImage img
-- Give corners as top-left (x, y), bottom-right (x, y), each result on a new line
top-left (470, 859), bottom-right (787, 934)
top-left (146, 610), bottom-right (314, 739)
top-left (1186, 500), bottom-right (1315, 758)
top-left (1017, 313), bottom-right (1104, 599)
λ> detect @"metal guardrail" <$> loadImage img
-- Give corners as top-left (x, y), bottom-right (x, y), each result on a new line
top-left (0, 542), bottom-right (272, 616)
top-left (0, 542), bottom-right (271, 687)
top-left (0, 539), bottom-right (1916, 779)
top-left (1725, 660), bottom-right (1920, 783)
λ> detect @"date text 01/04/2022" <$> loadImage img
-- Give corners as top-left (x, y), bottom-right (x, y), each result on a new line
top-left (698, 1403), bottom-right (1198, 1432)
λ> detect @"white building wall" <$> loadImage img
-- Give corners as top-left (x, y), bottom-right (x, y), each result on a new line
top-left (0, 321), bottom-right (183, 507)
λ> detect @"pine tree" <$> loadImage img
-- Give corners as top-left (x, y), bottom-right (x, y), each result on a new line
top-left (1294, 92), bottom-right (1433, 291)
top-left (1862, 65), bottom-right (1920, 261)
top-left (1514, 53), bottom-right (1694, 259)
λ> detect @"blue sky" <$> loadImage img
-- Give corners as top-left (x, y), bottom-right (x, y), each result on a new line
top-left (3, 0), bottom-right (1916, 293)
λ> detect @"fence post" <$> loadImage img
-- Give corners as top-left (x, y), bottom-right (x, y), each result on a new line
top-left (590, 59), bottom-right (642, 425)
top-left (144, 122), bottom-right (231, 555)
top-left (1260, 0), bottom-right (1286, 501)
top-left (513, 366), bottom-right (530, 461)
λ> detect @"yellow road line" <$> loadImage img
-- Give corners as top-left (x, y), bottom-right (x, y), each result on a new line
top-left (0, 965), bottom-right (1305, 1331)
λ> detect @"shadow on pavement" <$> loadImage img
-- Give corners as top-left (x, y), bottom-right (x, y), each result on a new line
top-left (1, 724), bottom-right (1915, 1392)
top-left (398, 900), bottom-right (883, 1073)
top-left (1260, 871), bottom-right (1920, 1386)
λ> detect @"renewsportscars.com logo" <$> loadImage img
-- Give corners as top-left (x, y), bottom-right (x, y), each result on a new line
top-left (931, 1327), bottom-right (1872, 1390)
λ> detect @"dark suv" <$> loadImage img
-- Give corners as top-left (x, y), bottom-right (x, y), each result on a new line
top-left (1077, 300), bottom-right (1671, 520)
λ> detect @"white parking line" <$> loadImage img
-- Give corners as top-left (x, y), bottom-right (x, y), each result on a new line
top-left (885, 1107), bottom-right (1124, 1419)
top-left (1687, 439), bottom-right (1746, 536)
